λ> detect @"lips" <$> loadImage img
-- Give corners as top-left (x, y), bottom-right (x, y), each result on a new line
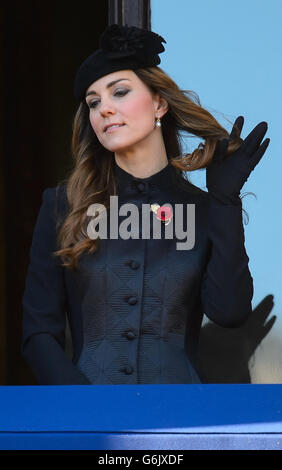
top-left (104, 123), bottom-right (125, 132)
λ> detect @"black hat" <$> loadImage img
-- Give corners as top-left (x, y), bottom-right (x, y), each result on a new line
top-left (74, 24), bottom-right (167, 101)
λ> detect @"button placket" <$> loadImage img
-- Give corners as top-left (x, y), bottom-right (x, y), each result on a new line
top-left (131, 260), bottom-right (140, 269)
top-left (125, 259), bottom-right (140, 270)
top-left (119, 365), bottom-right (133, 375)
top-left (122, 329), bottom-right (137, 340)
top-left (127, 296), bottom-right (137, 305)
top-left (132, 180), bottom-right (150, 194)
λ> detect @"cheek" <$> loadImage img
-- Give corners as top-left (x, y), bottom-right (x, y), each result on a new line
top-left (125, 94), bottom-right (154, 125)
top-left (89, 114), bottom-right (99, 134)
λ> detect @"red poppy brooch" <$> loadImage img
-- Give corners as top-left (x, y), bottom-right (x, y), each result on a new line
top-left (150, 203), bottom-right (173, 225)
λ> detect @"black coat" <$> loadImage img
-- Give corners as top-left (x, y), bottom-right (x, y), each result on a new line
top-left (21, 160), bottom-right (254, 384)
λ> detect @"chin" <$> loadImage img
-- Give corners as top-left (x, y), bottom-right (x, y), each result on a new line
top-left (100, 139), bottom-right (141, 153)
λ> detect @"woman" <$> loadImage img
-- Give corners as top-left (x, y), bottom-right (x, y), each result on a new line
top-left (21, 24), bottom-right (270, 385)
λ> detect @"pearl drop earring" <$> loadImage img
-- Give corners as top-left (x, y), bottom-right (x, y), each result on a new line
top-left (155, 116), bottom-right (161, 128)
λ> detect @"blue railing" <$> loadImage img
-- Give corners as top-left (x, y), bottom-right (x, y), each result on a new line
top-left (0, 384), bottom-right (281, 450)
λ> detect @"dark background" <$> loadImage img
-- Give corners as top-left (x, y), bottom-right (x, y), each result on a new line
top-left (0, 0), bottom-right (108, 384)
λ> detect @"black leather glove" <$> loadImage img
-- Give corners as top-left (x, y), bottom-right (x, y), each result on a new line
top-left (206, 116), bottom-right (270, 204)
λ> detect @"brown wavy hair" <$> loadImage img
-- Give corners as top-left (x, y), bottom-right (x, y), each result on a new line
top-left (54, 66), bottom-right (245, 271)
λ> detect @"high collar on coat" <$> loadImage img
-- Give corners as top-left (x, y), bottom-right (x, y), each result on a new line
top-left (113, 158), bottom-right (180, 196)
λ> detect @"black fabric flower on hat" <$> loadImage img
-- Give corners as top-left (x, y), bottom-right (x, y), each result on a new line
top-left (99, 24), bottom-right (166, 64)
top-left (74, 24), bottom-right (167, 101)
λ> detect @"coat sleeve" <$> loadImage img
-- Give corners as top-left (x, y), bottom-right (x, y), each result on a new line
top-left (201, 194), bottom-right (254, 327)
top-left (21, 187), bottom-right (91, 385)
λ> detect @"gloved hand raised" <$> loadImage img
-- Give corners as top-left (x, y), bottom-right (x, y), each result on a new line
top-left (206, 116), bottom-right (270, 204)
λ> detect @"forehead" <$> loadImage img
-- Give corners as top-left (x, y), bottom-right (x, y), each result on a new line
top-left (86, 70), bottom-right (138, 95)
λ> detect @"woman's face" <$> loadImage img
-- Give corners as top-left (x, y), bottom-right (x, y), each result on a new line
top-left (85, 69), bottom-right (165, 153)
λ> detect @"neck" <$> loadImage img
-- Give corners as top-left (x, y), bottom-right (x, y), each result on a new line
top-left (114, 131), bottom-right (168, 178)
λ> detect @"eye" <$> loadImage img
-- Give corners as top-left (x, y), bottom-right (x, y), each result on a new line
top-left (114, 88), bottom-right (130, 97)
top-left (87, 89), bottom-right (130, 109)
top-left (88, 100), bottom-right (99, 109)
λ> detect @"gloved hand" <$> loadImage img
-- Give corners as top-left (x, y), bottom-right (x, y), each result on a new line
top-left (206, 116), bottom-right (270, 204)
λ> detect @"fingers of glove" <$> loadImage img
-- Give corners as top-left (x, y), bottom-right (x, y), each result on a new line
top-left (229, 116), bottom-right (244, 141)
top-left (248, 138), bottom-right (270, 171)
top-left (213, 138), bottom-right (229, 163)
top-left (241, 121), bottom-right (268, 155)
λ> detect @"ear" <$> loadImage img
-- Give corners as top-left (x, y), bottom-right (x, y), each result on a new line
top-left (153, 93), bottom-right (168, 118)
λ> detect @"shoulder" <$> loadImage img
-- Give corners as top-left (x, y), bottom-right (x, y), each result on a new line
top-left (42, 183), bottom-right (67, 204)
top-left (41, 183), bottom-right (69, 224)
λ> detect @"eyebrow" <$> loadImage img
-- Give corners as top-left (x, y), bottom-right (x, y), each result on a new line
top-left (85, 78), bottom-right (131, 98)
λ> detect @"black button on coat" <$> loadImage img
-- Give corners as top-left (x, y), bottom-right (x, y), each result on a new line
top-left (21, 160), bottom-right (254, 385)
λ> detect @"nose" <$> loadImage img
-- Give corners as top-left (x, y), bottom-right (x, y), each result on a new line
top-left (99, 98), bottom-right (116, 117)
